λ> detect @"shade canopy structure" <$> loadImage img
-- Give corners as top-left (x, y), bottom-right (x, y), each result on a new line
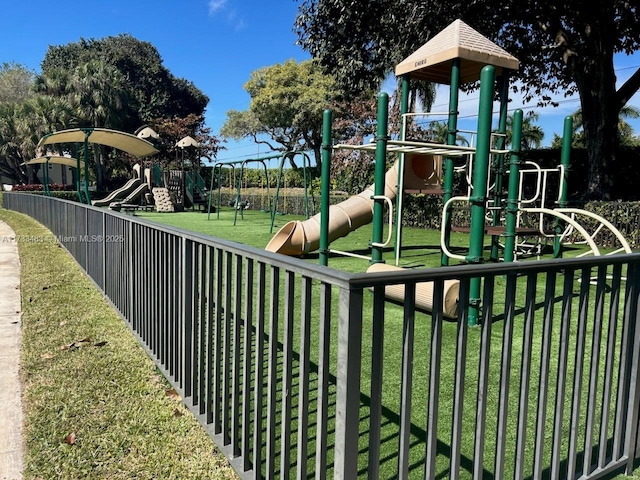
top-left (135, 126), bottom-right (160, 140)
top-left (38, 128), bottom-right (160, 158)
top-left (394, 19), bottom-right (519, 85)
top-left (23, 156), bottom-right (85, 169)
top-left (37, 128), bottom-right (160, 204)
top-left (22, 156), bottom-right (85, 197)
top-left (176, 135), bottom-right (199, 148)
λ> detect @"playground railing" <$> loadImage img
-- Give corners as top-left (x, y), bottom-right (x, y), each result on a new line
top-left (5, 191), bottom-right (640, 480)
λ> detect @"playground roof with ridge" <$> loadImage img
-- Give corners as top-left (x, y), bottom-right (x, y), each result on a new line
top-left (38, 128), bottom-right (159, 158)
top-left (395, 19), bottom-right (519, 85)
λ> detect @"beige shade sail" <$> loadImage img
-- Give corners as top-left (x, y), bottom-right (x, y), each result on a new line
top-left (37, 128), bottom-right (159, 158)
top-left (23, 156), bottom-right (85, 169)
top-left (395, 19), bottom-right (519, 84)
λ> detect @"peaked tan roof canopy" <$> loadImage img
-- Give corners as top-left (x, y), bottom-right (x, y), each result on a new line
top-left (176, 135), bottom-right (200, 148)
top-left (38, 128), bottom-right (159, 158)
top-left (395, 19), bottom-right (519, 85)
top-left (23, 156), bottom-right (85, 169)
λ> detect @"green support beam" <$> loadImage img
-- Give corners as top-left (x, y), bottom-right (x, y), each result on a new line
top-left (466, 65), bottom-right (495, 326)
top-left (370, 92), bottom-right (389, 264)
top-left (319, 109), bottom-right (333, 266)
top-left (441, 58), bottom-right (460, 266)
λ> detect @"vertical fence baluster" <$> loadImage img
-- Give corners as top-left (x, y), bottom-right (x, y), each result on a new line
top-left (599, 263), bottom-right (622, 467)
top-left (450, 278), bottom-right (470, 477)
top-left (223, 251), bottom-right (233, 444)
top-left (296, 275), bottom-right (312, 479)
top-left (315, 282), bottom-right (331, 480)
top-left (253, 262), bottom-right (267, 480)
top-left (206, 246), bottom-right (216, 425)
top-left (242, 257), bottom-right (254, 472)
top-left (214, 248), bottom-right (223, 433)
top-left (182, 238), bottom-right (194, 398)
top-left (266, 266), bottom-right (280, 479)
top-left (623, 263), bottom-right (640, 474)
top-left (533, 270), bottom-right (557, 479)
top-left (583, 265), bottom-right (607, 473)
top-left (550, 268), bottom-right (575, 479)
top-left (567, 268), bottom-right (591, 477)
top-left (494, 272), bottom-right (517, 478)
top-left (198, 244), bottom-right (207, 415)
top-left (232, 254), bottom-right (243, 455)
top-left (368, 285), bottom-right (385, 480)
top-left (280, 271), bottom-right (295, 479)
top-left (425, 278), bottom-right (444, 480)
top-left (334, 284), bottom-right (363, 480)
top-left (398, 282), bottom-right (416, 480)
top-left (473, 275), bottom-right (495, 480)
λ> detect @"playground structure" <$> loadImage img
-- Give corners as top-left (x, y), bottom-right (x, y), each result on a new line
top-left (209, 151), bottom-right (315, 226)
top-left (91, 163), bottom-right (160, 209)
top-left (37, 128), bottom-right (159, 205)
top-left (168, 135), bottom-right (209, 211)
top-left (266, 19), bottom-right (632, 324)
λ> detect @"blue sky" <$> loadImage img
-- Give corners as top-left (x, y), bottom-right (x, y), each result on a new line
top-left (1, 0), bottom-right (639, 162)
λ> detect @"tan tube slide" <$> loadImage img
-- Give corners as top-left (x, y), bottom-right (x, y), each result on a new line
top-left (265, 153), bottom-right (444, 256)
top-left (266, 161), bottom-right (401, 255)
top-left (366, 263), bottom-right (459, 319)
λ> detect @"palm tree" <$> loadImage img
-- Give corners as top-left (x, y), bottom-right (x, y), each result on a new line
top-left (557, 106), bottom-right (640, 148)
top-left (65, 60), bottom-right (133, 188)
top-left (505, 112), bottom-right (544, 149)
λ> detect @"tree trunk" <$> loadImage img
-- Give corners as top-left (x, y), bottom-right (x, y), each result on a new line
top-left (571, 19), bottom-right (619, 200)
top-left (582, 107), bottom-right (617, 200)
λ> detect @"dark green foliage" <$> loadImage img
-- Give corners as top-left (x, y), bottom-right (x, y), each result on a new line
top-left (295, 0), bottom-right (640, 198)
top-left (40, 34), bottom-right (208, 130)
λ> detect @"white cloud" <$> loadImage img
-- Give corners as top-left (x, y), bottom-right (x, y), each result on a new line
top-left (208, 0), bottom-right (227, 15)
top-left (208, 0), bottom-right (246, 29)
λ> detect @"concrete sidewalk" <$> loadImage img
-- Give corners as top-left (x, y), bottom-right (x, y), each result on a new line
top-left (0, 220), bottom-right (23, 480)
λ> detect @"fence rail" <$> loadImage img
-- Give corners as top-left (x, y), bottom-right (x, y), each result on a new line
top-left (5, 191), bottom-right (640, 480)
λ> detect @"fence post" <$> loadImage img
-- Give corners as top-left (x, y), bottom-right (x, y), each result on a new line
top-left (333, 284), bottom-right (363, 479)
top-left (624, 262), bottom-right (640, 473)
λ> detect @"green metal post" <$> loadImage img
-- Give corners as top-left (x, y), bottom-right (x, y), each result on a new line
top-left (319, 109), bottom-right (333, 266)
top-left (394, 75), bottom-right (410, 259)
top-left (44, 158), bottom-right (50, 196)
top-left (74, 146), bottom-right (82, 203)
top-left (467, 65), bottom-right (495, 326)
top-left (554, 115), bottom-right (573, 258)
top-left (82, 131), bottom-right (91, 204)
top-left (441, 58), bottom-right (460, 266)
top-left (490, 74), bottom-right (510, 261)
top-left (371, 92), bottom-right (389, 264)
top-left (503, 109), bottom-right (523, 263)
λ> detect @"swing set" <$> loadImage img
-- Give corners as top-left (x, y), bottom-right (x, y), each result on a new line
top-left (208, 151), bottom-right (316, 228)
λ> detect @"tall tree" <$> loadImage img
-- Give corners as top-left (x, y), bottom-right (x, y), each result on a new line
top-left (0, 62), bottom-right (34, 104)
top-left (295, 0), bottom-right (640, 199)
top-left (220, 59), bottom-right (337, 167)
top-left (40, 34), bottom-right (209, 133)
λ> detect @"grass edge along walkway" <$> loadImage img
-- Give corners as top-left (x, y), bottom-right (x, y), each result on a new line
top-left (0, 208), bottom-right (237, 480)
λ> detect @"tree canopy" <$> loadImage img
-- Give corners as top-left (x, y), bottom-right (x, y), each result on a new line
top-left (295, 0), bottom-right (640, 199)
top-left (40, 34), bottom-right (209, 132)
top-left (220, 59), bottom-right (338, 167)
top-left (0, 35), bottom-right (214, 188)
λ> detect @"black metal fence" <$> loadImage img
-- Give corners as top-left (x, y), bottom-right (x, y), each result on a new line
top-left (5, 192), bottom-right (640, 480)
